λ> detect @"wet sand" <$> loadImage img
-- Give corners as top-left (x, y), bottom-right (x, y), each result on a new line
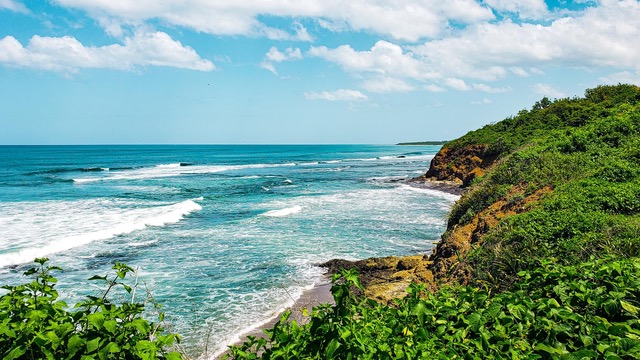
top-left (213, 278), bottom-right (335, 359)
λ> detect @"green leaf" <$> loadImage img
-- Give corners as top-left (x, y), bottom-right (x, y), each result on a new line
top-left (165, 352), bottom-right (182, 360)
top-left (86, 338), bottom-right (100, 353)
top-left (0, 324), bottom-right (16, 338)
top-left (103, 320), bottom-right (117, 334)
top-left (325, 339), bottom-right (341, 358)
top-left (535, 343), bottom-right (564, 355)
top-left (68, 334), bottom-right (84, 354)
top-left (87, 313), bottom-right (105, 329)
top-left (466, 312), bottom-right (484, 332)
top-left (620, 300), bottom-right (640, 315)
top-left (4, 346), bottom-right (26, 360)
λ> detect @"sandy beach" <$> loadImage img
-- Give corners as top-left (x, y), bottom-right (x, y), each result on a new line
top-left (213, 278), bottom-right (335, 359)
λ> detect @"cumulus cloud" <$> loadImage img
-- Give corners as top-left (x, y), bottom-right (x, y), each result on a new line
top-left (260, 46), bottom-right (302, 74)
top-left (412, 1), bottom-right (640, 77)
top-left (309, 41), bottom-right (434, 80)
top-left (599, 71), bottom-right (640, 86)
top-left (533, 83), bottom-right (566, 98)
top-left (472, 83), bottom-right (510, 93)
top-left (308, 1), bottom-right (640, 93)
top-left (52, 0), bottom-right (494, 41)
top-left (483, 0), bottom-right (549, 19)
top-left (362, 77), bottom-right (415, 93)
top-left (304, 89), bottom-right (368, 101)
top-left (0, 0), bottom-right (29, 13)
top-left (0, 31), bottom-right (214, 72)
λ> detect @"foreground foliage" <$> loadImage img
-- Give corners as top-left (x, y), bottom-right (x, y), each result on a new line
top-left (229, 260), bottom-right (640, 359)
top-left (0, 258), bottom-right (182, 360)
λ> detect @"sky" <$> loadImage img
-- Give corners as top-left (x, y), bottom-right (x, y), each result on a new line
top-left (1, 0), bottom-right (639, 144)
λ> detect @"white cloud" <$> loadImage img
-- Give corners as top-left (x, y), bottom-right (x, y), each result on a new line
top-left (362, 77), bottom-right (415, 93)
top-left (260, 46), bottom-right (302, 74)
top-left (484, 0), bottom-right (549, 19)
top-left (52, 0), bottom-right (495, 41)
top-left (444, 78), bottom-right (470, 91)
top-left (304, 89), bottom-right (368, 101)
top-left (599, 71), bottom-right (640, 85)
top-left (0, 0), bottom-right (29, 13)
top-left (0, 31), bottom-right (214, 72)
top-left (533, 83), bottom-right (566, 98)
top-left (303, 0), bottom-right (640, 93)
top-left (424, 84), bottom-right (446, 92)
top-left (309, 41), bottom-right (434, 80)
top-left (509, 67), bottom-right (529, 77)
top-left (412, 1), bottom-right (640, 79)
top-left (472, 83), bottom-right (510, 93)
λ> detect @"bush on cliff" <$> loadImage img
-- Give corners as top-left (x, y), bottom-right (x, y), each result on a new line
top-left (228, 260), bottom-right (640, 359)
top-left (445, 85), bottom-right (640, 287)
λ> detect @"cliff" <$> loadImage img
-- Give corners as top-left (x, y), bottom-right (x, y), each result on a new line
top-left (324, 84), bottom-right (640, 301)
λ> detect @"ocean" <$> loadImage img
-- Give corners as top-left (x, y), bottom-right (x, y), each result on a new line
top-left (0, 145), bottom-right (457, 358)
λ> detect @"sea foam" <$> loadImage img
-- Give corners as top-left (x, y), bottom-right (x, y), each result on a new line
top-left (0, 198), bottom-right (202, 268)
top-left (260, 205), bottom-right (302, 217)
top-left (73, 162), bottom-right (297, 183)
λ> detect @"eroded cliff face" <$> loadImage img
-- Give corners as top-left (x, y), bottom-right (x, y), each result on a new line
top-left (323, 143), bottom-right (540, 302)
top-left (418, 144), bottom-right (498, 186)
top-left (321, 144), bottom-right (501, 302)
top-left (428, 186), bottom-right (552, 284)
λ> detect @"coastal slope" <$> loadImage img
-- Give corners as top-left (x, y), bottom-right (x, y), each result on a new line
top-left (324, 84), bottom-right (640, 301)
top-left (229, 84), bottom-right (640, 359)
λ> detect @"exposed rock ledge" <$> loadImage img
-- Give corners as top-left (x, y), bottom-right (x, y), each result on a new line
top-left (322, 143), bottom-right (502, 302)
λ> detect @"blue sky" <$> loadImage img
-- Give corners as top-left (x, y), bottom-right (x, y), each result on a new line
top-left (1, 0), bottom-right (639, 144)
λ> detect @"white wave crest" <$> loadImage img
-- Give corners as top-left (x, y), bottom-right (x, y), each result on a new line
top-left (0, 198), bottom-right (202, 268)
top-left (260, 205), bottom-right (302, 217)
top-left (73, 162), bottom-right (297, 183)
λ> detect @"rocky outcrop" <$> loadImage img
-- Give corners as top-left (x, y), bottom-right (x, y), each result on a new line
top-left (321, 255), bottom-right (435, 304)
top-left (322, 143), bottom-right (513, 300)
top-left (415, 144), bottom-right (498, 187)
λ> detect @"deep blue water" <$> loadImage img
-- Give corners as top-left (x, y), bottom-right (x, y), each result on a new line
top-left (0, 145), bottom-right (456, 358)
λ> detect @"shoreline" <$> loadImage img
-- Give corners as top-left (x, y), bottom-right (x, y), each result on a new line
top-left (210, 177), bottom-right (461, 358)
top-left (211, 277), bottom-right (335, 360)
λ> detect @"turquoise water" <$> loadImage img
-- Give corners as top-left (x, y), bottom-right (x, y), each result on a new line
top-left (0, 145), bottom-right (457, 358)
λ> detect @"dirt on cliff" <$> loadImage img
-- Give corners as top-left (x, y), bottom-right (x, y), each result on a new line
top-left (428, 186), bottom-right (552, 284)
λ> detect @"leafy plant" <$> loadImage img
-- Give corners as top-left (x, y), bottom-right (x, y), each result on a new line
top-left (228, 258), bottom-right (640, 359)
top-left (0, 258), bottom-right (183, 360)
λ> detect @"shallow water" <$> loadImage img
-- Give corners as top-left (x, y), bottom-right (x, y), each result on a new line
top-left (0, 145), bottom-right (456, 358)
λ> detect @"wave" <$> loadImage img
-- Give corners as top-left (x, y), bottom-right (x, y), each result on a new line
top-left (73, 162), bottom-right (297, 183)
top-left (0, 198), bottom-right (203, 268)
top-left (398, 184), bottom-right (460, 201)
top-left (260, 205), bottom-right (302, 217)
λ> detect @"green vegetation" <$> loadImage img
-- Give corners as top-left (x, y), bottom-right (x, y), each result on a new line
top-left (448, 84), bottom-right (640, 288)
top-left (228, 261), bottom-right (640, 359)
top-left (396, 141), bottom-right (448, 146)
top-left (0, 258), bottom-right (182, 360)
top-left (4, 85), bottom-right (639, 359)
top-left (227, 84), bottom-right (640, 358)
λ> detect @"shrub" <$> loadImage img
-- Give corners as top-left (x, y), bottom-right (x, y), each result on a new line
top-left (0, 258), bottom-right (183, 360)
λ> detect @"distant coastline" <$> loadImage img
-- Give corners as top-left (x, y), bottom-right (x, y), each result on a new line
top-left (396, 141), bottom-right (448, 146)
